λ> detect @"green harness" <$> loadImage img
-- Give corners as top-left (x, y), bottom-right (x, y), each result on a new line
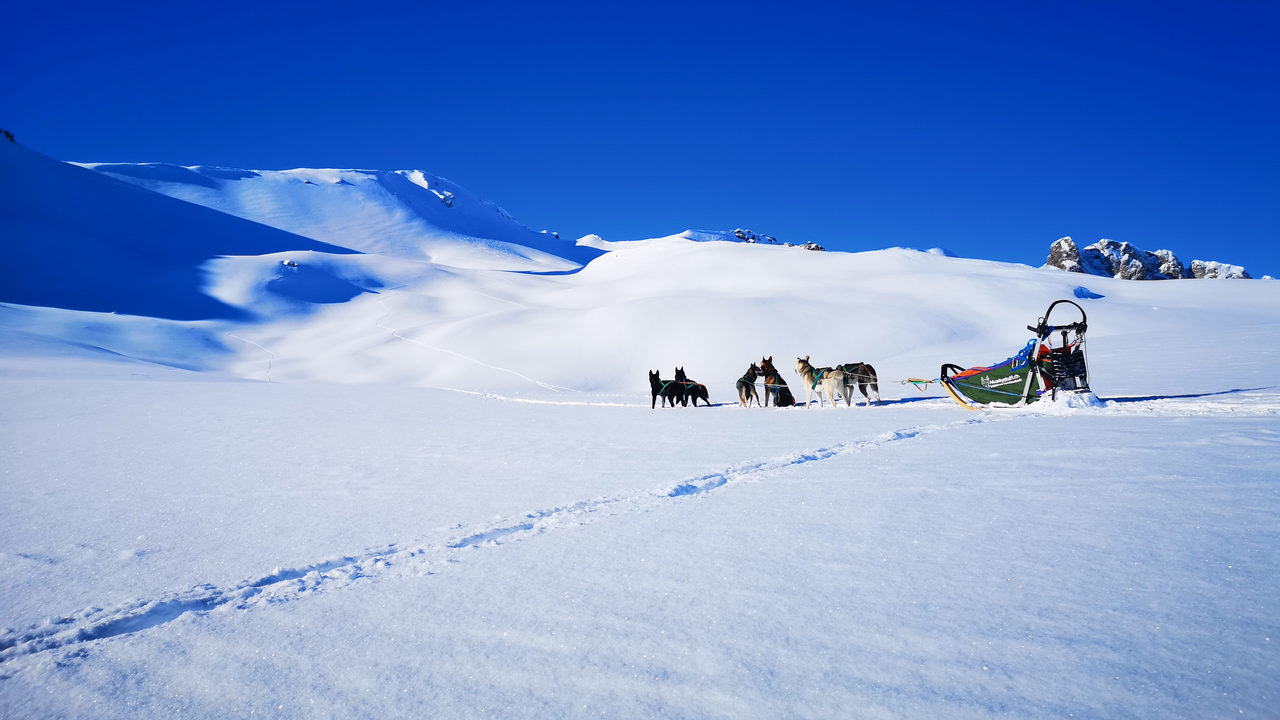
top-left (810, 368), bottom-right (827, 390)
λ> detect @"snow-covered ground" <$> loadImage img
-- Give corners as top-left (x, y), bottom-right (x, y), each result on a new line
top-left (2, 141), bottom-right (1278, 717)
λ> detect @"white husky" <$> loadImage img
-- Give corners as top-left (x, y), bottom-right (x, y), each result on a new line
top-left (794, 356), bottom-right (846, 408)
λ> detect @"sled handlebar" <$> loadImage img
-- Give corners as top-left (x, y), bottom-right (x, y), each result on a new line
top-left (1027, 321), bottom-right (1086, 335)
top-left (1030, 299), bottom-right (1088, 337)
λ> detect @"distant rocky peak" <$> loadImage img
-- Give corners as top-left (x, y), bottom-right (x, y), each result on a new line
top-left (1045, 237), bottom-right (1250, 280)
top-left (1046, 237), bottom-right (1084, 274)
top-left (1086, 239), bottom-right (1183, 280)
top-left (1189, 260), bottom-right (1252, 280)
top-left (733, 228), bottom-right (779, 244)
top-left (1152, 250), bottom-right (1187, 279)
top-left (732, 228), bottom-right (824, 251)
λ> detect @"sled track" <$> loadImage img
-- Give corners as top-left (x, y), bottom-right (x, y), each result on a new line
top-left (7, 393), bottom-right (1276, 674)
top-left (0, 415), bottom-right (1006, 673)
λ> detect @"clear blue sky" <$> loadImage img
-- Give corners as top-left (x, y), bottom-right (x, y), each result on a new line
top-left (5, 1), bottom-right (1277, 276)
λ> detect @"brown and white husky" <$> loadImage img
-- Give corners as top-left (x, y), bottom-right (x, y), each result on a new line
top-left (795, 356), bottom-right (846, 408)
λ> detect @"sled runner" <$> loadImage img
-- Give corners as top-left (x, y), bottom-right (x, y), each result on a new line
top-left (939, 299), bottom-right (1091, 409)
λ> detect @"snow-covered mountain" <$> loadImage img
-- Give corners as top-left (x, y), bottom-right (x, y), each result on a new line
top-left (1045, 236), bottom-right (1253, 280)
top-left (76, 161), bottom-right (601, 271)
top-left (0, 141), bottom-right (354, 320)
top-left (2, 139), bottom-right (1277, 394)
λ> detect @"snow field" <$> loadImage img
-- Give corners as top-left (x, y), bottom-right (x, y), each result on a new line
top-left (0, 360), bottom-right (976, 630)
top-left (2, 380), bottom-right (1276, 718)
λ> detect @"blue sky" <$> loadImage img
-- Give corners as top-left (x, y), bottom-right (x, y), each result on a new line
top-left (5, 1), bottom-right (1277, 276)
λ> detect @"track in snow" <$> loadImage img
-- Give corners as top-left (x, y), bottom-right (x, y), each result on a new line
top-left (0, 414), bottom-right (1004, 673)
top-left (226, 333), bottom-right (275, 382)
top-left (4, 392), bottom-right (1277, 675)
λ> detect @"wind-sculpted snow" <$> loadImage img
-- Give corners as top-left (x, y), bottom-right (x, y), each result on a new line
top-left (78, 161), bottom-right (603, 270)
top-left (0, 143), bottom-right (355, 320)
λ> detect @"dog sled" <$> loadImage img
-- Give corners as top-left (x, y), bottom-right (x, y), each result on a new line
top-left (938, 299), bottom-right (1091, 409)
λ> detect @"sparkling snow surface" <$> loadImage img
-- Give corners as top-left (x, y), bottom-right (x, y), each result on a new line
top-left (2, 143), bottom-right (1279, 718)
top-left (2, 356), bottom-right (1276, 718)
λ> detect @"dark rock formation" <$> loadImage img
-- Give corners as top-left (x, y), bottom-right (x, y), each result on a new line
top-left (1190, 260), bottom-right (1252, 279)
top-left (1046, 237), bottom-right (1084, 274)
top-left (1045, 237), bottom-right (1249, 280)
top-left (733, 228), bottom-right (779, 244)
top-left (733, 228), bottom-right (823, 251)
top-left (1082, 239), bottom-right (1180, 280)
top-left (1152, 250), bottom-right (1187, 279)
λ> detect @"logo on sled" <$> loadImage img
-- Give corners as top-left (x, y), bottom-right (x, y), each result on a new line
top-left (980, 373), bottom-right (1024, 389)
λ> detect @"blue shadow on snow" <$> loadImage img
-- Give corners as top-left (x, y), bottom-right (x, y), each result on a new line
top-left (1102, 387), bottom-right (1272, 403)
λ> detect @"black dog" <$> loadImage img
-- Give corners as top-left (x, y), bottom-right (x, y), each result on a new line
top-left (837, 362), bottom-right (882, 406)
top-left (649, 370), bottom-right (683, 408)
top-left (674, 367), bottom-right (710, 407)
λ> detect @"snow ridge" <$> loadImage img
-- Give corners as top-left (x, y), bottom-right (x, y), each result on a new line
top-left (74, 161), bottom-right (602, 270)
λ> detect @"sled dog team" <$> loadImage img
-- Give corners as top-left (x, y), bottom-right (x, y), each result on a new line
top-left (649, 356), bottom-right (881, 409)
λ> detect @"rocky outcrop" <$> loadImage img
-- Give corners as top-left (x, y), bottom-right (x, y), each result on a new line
top-left (733, 228), bottom-right (779, 244)
top-left (1083, 239), bottom-right (1183, 280)
top-left (1046, 237), bottom-right (1249, 280)
top-left (1046, 237), bottom-right (1084, 273)
top-left (1190, 260), bottom-right (1251, 280)
top-left (733, 228), bottom-right (824, 251)
top-left (1152, 250), bottom-right (1188, 279)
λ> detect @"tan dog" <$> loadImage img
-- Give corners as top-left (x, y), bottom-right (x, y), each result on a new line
top-left (794, 356), bottom-right (846, 408)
